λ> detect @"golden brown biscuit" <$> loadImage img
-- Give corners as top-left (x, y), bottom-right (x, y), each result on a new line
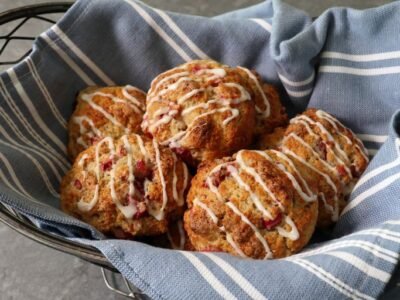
top-left (281, 108), bottom-right (369, 227)
top-left (142, 60), bottom-right (256, 165)
top-left (259, 83), bottom-right (288, 133)
top-left (256, 127), bottom-right (286, 150)
top-left (68, 86), bottom-right (146, 161)
top-left (235, 68), bottom-right (288, 135)
top-left (238, 67), bottom-right (288, 135)
top-left (184, 149), bottom-right (318, 259)
top-left (61, 134), bottom-right (190, 237)
top-left (142, 60), bottom-right (286, 166)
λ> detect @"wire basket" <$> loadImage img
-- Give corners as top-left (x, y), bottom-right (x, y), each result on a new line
top-left (0, 2), bottom-right (143, 298)
top-left (1, 2), bottom-right (400, 300)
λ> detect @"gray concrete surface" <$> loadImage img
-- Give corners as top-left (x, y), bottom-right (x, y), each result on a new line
top-left (0, 0), bottom-right (392, 299)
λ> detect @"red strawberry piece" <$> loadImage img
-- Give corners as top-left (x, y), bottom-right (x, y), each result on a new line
top-left (101, 159), bottom-right (113, 172)
top-left (337, 165), bottom-right (348, 177)
top-left (211, 166), bottom-right (231, 187)
top-left (74, 179), bottom-right (82, 190)
top-left (263, 213), bottom-right (283, 230)
top-left (193, 65), bottom-right (202, 72)
top-left (135, 160), bottom-right (152, 178)
top-left (202, 246), bottom-right (222, 252)
top-left (119, 147), bottom-right (127, 156)
top-left (144, 131), bottom-right (153, 139)
top-left (133, 202), bottom-right (147, 219)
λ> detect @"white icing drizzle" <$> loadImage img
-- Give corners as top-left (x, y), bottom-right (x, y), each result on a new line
top-left (256, 150), bottom-right (317, 203)
top-left (318, 193), bottom-right (335, 217)
top-left (225, 201), bottom-right (273, 258)
top-left (235, 151), bottom-right (300, 241)
top-left (159, 77), bottom-right (194, 97)
top-left (182, 99), bottom-right (218, 116)
top-left (78, 154), bottom-right (88, 167)
top-left (237, 66), bottom-right (271, 118)
top-left (78, 153), bottom-right (89, 180)
top-left (264, 150), bottom-right (317, 202)
top-left (122, 135), bottom-right (136, 205)
top-left (206, 162), bottom-right (230, 202)
top-left (227, 164), bottom-right (274, 219)
top-left (74, 116), bottom-right (102, 136)
top-left (147, 139), bottom-right (168, 221)
top-left (167, 220), bottom-right (186, 250)
top-left (76, 134), bottom-right (172, 221)
top-left (145, 63), bottom-right (252, 147)
top-left (122, 85), bottom-right (146, 109)
top-left (277, 216), bottom-right (300, 240)
top-left (235, 151), bottom-right (285, 211)
top-left (223, 83), bottom-right (251, 104)
top-left (285, 133), bottom-right (338, 175)
top-left (192, 107), bottom-right (239, 127)
top-left (80, 91), bottom-right (131, 135)
top-left (77, 137), bottom-right (114, 212)
top-left (226, 232), bottom-right (247, 258)
top-left (73, 116), bottom-right (102, 148)
top-left (195, 68), bottom-right (227, 81)
top-left (148, 108), bottom-right (178, 132)
top-left (197, 149), bottom-right (311, 258)
top-left (294, 119), bottom-right (319, 138)
top-left (160, 131), bottom-right (186, 148)
top-left (177, 88), bottom-right (205, 105)
top-left (296, 115), bottom-right (350, 164)
top-left (149, 70), bottom-right (189, 97)
top-left (316, 110), bottom-right (352, 144)
top-left (316, 110), bottom-right (369, 161)
top-left (194, 198), bottom-right (246, 258)
top-left (281, 143), bottom-right (339, 221)
top-left (291, 115), bottom-right (353, 178)
top-left (194, 198), bottom-right (218, 223)
top-left (88, 91), bottom-right (142, 114)
top-left (135, 134), bottom-right (148, 159)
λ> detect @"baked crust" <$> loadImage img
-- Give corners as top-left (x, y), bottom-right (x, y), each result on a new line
top-left (68, 86), bottom-right (146, 161)
top-left (61, 134), bottom-right (190, 237)
top-left (255, 126), bottom-right (286, 150)
top-left (142, 60), bottom-right (286, 166)
top-left (281, 108), bottom-right (369, 227)
top-left (184, 149), bottom-right (318, 259)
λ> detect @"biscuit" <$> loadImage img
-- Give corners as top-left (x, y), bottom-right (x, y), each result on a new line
top-left (142, 60), bottom-right (285, 166)
top-left (68, 86), bottom-right (146, 161)
top-left (184, 149), bottom-right (318, 259)
top-left (61, 134), bottom-right (190, 237)
top-left (281, 108), bottom-right (369, 227)
top-left (255, 126), bottom-right (286, 150)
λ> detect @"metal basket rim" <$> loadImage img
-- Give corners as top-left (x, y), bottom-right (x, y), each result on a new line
top-left (0, 1), bottom-right (117, 273)
top-left (0, 2), bottom-right (74, 25)
top-left (0, 3), bottom-right (399, 299)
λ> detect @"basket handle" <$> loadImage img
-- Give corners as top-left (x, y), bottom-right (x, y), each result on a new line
top-left (101, 268), bottom-right (144, 299)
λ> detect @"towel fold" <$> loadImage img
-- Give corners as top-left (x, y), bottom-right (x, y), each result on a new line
top-left (1, 0), bottom-right (400, 298)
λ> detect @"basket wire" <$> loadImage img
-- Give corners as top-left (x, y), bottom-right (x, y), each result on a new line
top-left (0, 3), bottom-right (143, 298)
top-left (1, 2), bottom-right (400, 300)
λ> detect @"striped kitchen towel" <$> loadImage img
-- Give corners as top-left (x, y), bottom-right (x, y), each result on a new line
top-left (0, 0), bottom-right (400, 298)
